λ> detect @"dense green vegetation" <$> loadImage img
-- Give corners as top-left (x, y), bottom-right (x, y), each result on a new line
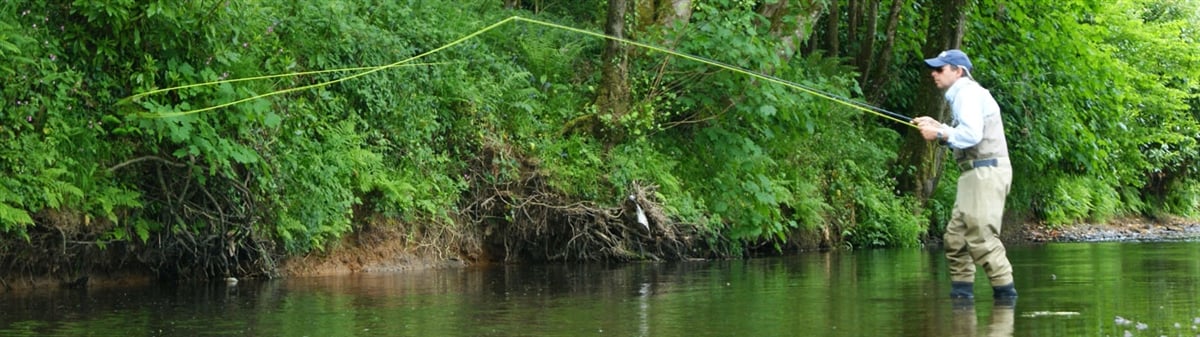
top-left (965, 0), bottom-right (1200, 225)
top-left (1, 0), bottom-right (1196, 279)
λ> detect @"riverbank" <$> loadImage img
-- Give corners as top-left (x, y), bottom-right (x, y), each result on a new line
top-left (5, 217), bottom-right (1199, 292)
top-left (1021, 217), bottom-right (1200, 242)
top-left (272, 217), bottom-right (1200, 278)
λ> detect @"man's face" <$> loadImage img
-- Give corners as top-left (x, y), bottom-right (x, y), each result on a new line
top-left (930, 65), bottom-right (960, 89)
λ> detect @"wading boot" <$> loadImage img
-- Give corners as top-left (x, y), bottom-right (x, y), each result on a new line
top-left (950, 281), bottom-right (974, 299)
top-left (993, 283), bottom-right (1017, 298)
top-left (993, 283), bottom-right (1018, 307)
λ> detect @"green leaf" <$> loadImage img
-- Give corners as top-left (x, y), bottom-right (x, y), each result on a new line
top-left (229, 146), bottom-right (259, 164)
top-left (0, 202), bottom-right (34, 228)
top-left (0, 40), bottom-right (19, 54)
top-left (759, 105), bottom-right (777, 117)
top-left (102, 115), bottom-right (122, 125)
top-left (264, 112), bottom-right (282, 128)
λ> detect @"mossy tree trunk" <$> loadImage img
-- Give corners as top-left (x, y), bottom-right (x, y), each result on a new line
top-left (636, 0), bottom-right (692, 28)
top-left (758, 0), bottom-right (828, 61)
top-left (595, 0), bottom-right (632, 139)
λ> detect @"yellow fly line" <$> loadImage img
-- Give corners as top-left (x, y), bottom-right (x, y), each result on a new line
top-left (128, 16), bottom-right (915, 128)
top-left (124, 62), bottom-right (451, 118)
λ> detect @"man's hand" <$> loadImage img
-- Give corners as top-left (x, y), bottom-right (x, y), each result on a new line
top-left (911, 116), bottom-right (944, 142)
top-left (911, 116), bottom-right (936, 126)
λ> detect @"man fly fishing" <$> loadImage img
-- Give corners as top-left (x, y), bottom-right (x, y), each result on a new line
top-left (912, 49), bottom-right (1018, 301)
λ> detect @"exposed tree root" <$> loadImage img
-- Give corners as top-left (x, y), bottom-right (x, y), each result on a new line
top-left (461, 141), bottom-right (713, 263)
top-left (129, 160), bottom-right (280, 280)
top-left (0, 158), bottom-right (281, 289)
top-left (0, 210), bottom-right (116, 290)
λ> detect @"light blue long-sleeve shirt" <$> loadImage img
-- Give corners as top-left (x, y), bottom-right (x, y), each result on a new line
top-left (941, 78), bottom-right (1000, 150)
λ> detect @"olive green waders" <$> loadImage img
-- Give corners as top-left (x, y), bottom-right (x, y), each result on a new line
top-left (944, 159), bottom-right (1013, 287)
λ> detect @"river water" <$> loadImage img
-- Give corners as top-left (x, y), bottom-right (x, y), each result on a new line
top-left (2, 241), bottom-right (1198, 336)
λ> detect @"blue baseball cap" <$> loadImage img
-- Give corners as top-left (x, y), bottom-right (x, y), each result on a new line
top-left (924, 49), bottom-right (973, 70)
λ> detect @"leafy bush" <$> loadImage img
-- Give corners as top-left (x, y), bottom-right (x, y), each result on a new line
top-left (1160, 179), bottom-right (1200, 218)
top-left (1039, 175), bottom-right (1130, 227)
top-left (969, 0), bottom-right (1200, 222)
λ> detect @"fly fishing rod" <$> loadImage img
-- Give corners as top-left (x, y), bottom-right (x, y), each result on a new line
top-left (129, 16), bottom-right (916, 127)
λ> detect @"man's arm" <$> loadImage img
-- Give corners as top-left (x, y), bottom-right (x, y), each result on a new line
top-left (944, 91), bottom-right (985, 149)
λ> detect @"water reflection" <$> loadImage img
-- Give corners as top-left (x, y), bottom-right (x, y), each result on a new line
top-left (990, 303), bottom-right (1015, 337)
top-left (952, 300), bottom-right (1015, 337)
top-left (1, 241), bottom-right (1199, 336)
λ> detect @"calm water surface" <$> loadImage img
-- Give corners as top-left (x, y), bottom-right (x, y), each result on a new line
top-left (2, 241), bottom-right (1199, 336)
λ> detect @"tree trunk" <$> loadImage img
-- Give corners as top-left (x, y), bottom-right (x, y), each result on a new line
top-left (596, 0), bottom-right (631, 132)
top-left (785, 0), bottom-right (828, 60)
top-left (759, 0), bottom-right (791, 58)
top-left (639, 0), bottom-right (692, 27)
top-left (665, 0), bottom-right (693, 26)
top-left (866, 0), bottom-right (908, 102)
top-left (896, 0), bottom-right (969, 202)
top-left (856, 0), bottom-right (880, 86)
top-left (848, 0), bottom-right (860, 47)
top-left (503, 0), bottom-right (520, 10)
top-left (760, 0), bottom-right (789, 30)
top-left (759, 0), bottom-right (827, 62)
top-left (825, 2), bottom-right (840, 57)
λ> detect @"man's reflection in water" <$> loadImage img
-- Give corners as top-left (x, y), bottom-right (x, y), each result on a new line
top-left (951, 299), bottom-right (978, 336)
top-left (989, 300), bottom-right (1015, 337)
top-left (951, 300), bottom-right (1015, 337)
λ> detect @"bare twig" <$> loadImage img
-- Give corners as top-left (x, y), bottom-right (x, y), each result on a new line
top-left (107, 155), bottom-right (187, 173)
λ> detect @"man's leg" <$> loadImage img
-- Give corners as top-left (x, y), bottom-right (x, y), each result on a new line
top-left (946, 175), bottom-right (976, 298)
top-left (962, 167), bottom-right (1016, 297)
